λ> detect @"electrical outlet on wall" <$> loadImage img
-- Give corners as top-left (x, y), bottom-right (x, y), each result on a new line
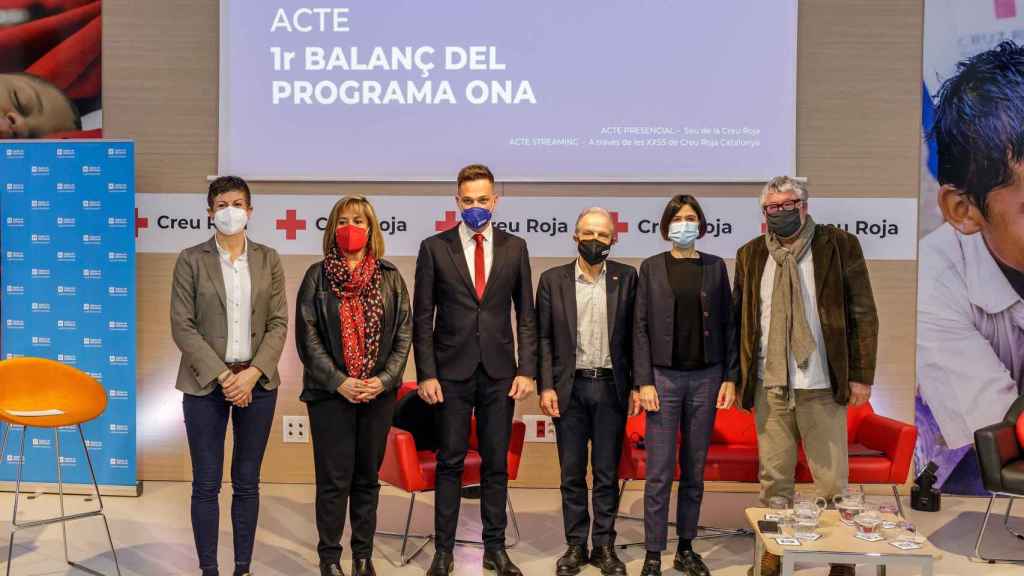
top-left (282, 415), bottom-right (309, 443)
top-left (522, 414), bottom-right (556, 443)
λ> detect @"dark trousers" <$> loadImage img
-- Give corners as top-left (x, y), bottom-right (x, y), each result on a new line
top-left (183, 383), bottom-right (277, 576)
top-left (435, 366), bottom-right (515, 552)
top-left (308, 391), bottom-right (396, 563)
top-left (553, 375), bottom-right (626, 548)
top-left (643, 365), bottom-right (721, 551)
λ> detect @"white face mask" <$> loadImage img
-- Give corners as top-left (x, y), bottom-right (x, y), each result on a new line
top-left (213, 206), bottom-right (248, 236)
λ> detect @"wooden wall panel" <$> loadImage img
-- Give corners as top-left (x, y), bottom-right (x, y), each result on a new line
top-left (105, 0), bottom-right (923, 486)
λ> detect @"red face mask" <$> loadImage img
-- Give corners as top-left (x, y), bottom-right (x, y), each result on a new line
top-left (335, 224), bottom-right (369, 254)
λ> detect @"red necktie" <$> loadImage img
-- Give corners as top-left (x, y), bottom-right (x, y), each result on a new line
top-left (473, 233), bottom-right (486, 300)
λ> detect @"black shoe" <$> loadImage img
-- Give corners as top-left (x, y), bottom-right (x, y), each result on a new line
top-left (482, 549), bottom-right (523, 576)
top-left (640, 556), bottom-right (661, 576)
top-left (426, 551), bottom-right (454, 576)
top-left (556, 545), bottom-right (588, 576)
top-left (589, 544), bottom-right (626, 576)
top-left (351, 558), bottom-right (375, 576)
top-left (674, 550), bottom-right (710, 576)
top-left (319, 563), bottom-right (343, 576)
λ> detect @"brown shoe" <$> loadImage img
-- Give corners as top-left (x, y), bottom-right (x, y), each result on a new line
top-left (827, 564), bottom-right (856, 576)
top-left (746, 552), bottom-right (780, 576)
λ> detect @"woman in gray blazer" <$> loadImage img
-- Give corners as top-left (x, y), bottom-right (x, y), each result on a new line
top-left (170, 176), bottom-right (288, 576)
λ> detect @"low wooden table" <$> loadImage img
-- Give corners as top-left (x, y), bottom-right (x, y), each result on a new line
top-left (745, 507), bottom-right (940, 576)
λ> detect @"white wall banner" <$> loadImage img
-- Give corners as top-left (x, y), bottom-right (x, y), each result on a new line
top-left (135, 195), bottom-right (917, 260)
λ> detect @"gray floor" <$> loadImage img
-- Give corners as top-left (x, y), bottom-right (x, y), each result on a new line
top-left (0, 482), bottom-right (1021, 575)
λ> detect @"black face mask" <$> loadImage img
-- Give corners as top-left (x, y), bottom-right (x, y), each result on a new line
top-left (766, 209), bottom-right (803, 238)
top-left (577, 239), bottom-right (611, 265)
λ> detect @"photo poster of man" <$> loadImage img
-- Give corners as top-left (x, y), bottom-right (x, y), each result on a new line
top-left (0, 0), bottom-right (101, 139)
top-left (917, 0), bottom-right (1024, 495)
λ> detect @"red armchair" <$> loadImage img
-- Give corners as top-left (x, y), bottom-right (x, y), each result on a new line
top-left (818, 402), bottom-right (918, 516)
top-left (377, 382), bottom-right (526, 565)
top-left (618, 402), bottom-right (917, 523)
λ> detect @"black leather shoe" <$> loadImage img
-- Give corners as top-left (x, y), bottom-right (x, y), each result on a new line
top-left (640, 557), bottom-right (662, 576)
top-left (426, 551), bottom-right (454, 576)
top-left (482, 549), bottom-right (523, 576)
top-left (351, 558), bottom-right (375, 576)
top-left (556, 545), bottom-right (588, 576)
top-left (589, 544), bottom-right (626, 576)
top-left (674, 550), bottom-right (710, 576)
top-left (319, 563), bottom-right (343, 576)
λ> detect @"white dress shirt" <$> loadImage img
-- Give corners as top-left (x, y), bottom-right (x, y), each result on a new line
top-left (917, 223), bottom-right (1024, 449)
top-left (575, 259), bottom-right (612, 370)
top-left (757, 248), bottom-right (831, 390)
top-left (459, 222), bottom-right (494, 287)
top-left (216, 236), bottom-right (252, 363)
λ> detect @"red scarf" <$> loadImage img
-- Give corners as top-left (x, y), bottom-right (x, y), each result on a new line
top-left (323, 250), bottom-right (384, 380)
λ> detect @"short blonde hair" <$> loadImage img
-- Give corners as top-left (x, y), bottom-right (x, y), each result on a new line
top-left (321, 196), bottom-right (386, 258)
top-left (760, 176), bottom-right (808, 205)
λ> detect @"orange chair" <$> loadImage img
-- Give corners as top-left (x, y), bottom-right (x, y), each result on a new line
top-left (0, 357), bottom-right (121, 575)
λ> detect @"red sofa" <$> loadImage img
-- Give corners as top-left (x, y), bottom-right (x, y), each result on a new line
top-left (619, 402), bottom-right (917, 510)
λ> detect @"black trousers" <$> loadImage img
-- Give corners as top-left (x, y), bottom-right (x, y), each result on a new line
top-left (435, 366), bottom-right (515, 552)
top-left (183, 384), bottom-right (278, 576)
top-left (307, 391), bottom-right (396, 563)
top-left (553, 375), bottom-right (627, 548)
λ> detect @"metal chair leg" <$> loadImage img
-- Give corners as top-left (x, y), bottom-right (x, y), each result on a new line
top-left (615, 479), bottom-right (662, 524)
top-left (452, 490), bottom-right (523, 548)
top-left (6, 426), bottom-right (27, 576)
top-left (891, 484), bottom-right (906, 519)
top-left (378, 487), bottom-right (523, 562)
top-left (613, 477), bottom-right (751, 549)
top-left (78, 425), bottom-right (122, 576)
top-left (376, 492), bottom-right (432, 567)
top-left (55, 428), bottom-right (70, 565)
top-left (506, 493), bottom-right (521, 547)
top-left (1004, 496), bottom-right (1024, 540)
top-left (975, 493), bottom-right (1024, 564)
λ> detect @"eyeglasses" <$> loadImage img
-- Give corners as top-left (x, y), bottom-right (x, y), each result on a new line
top-left (762, 199), bottom-right (803, 215)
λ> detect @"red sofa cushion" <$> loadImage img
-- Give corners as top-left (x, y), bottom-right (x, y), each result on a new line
top-left (620, 402), bottom-right (914, 487)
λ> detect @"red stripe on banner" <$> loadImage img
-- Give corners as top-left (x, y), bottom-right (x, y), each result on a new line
top-left (995, 0), bottom-right (1017, 19)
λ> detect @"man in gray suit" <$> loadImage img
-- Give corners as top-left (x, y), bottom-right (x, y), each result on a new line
top-left (170, 176), bottom-right (288, 576)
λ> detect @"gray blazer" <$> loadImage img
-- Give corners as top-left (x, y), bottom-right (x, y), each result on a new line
top-left (170, 237), bottom-right (289, 395)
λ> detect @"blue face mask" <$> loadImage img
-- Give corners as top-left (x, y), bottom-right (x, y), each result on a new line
top-left (461, 206), bottom-right (492, 230)
top-left (668, 221), bottom-right (700, 248)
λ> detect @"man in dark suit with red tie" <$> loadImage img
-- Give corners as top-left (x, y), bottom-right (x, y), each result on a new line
top-left (537, 208), bottom-right (638, 576)
top-left (414, 164), bottom-right (538, 576)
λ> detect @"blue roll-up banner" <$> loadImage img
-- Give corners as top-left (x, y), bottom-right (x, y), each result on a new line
top-left (0, 140), bottom-right (136, 490)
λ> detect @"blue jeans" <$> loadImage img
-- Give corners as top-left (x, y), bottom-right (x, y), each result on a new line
top-left (643, 365), bottom-right (722, 551)
top-left (183, 383), bottom-right (277, 576)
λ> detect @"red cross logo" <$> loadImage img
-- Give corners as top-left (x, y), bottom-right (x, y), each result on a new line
top-left (435, 210), bottom-right (459, 232)
top-left (609, 211), bottom-right (629, 235)
top-left (276, 209), bottom-right (306, 240)
top-left (135, 208), bottom-right (148, 238)
top-left (995, 0), bottom-right (1017, 19)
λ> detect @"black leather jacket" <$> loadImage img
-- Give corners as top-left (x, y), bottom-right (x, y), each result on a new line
top-left (296, 259), bottom-right (412, 403)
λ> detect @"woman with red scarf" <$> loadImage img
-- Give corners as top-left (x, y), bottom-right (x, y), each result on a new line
top-left (296, 196), bottom-right (412, 576)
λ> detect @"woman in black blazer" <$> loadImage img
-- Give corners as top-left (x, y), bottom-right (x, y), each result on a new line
top-left (633, 195), bottom-right (737, 576)
top-left (296, 196), bottom-right (412, 576)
